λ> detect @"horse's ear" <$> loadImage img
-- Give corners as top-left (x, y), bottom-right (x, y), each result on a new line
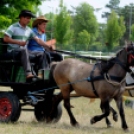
top-left (130, 41), bottom-right (134, 46)
top-left (127, 43), bottom-right (134, 51)
top-left (130, 42), bottom-right (134, 50)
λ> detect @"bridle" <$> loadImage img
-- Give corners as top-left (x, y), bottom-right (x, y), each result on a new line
top-left (126, 44), bottom-right (134, 70)
top-left (103, 46), bottom-right (134, 73)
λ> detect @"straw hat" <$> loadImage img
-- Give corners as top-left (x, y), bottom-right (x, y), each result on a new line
top-left (32, 16), bottom-right (49, 27)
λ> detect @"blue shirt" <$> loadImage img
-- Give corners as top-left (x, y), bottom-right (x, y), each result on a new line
top-left (27, 27), bottom-right (46, 51)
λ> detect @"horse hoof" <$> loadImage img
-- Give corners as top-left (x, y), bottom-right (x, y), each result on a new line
top-left (75, 122), bottom-right (80, 127)
top-left (71, 122), bottom-right (79, 127)
top-left (107, 124), bottom-right (113, 128)
top-left (113, 114), bottom-right (118, 122)
top-left (90, 118), bottom-right (96, 124)
top-left (123, 128), bottom-right (129, 132)
top-left (70, 104), bottom-right (74, 108)
top-left (46, 117), bottom-right (53, 123)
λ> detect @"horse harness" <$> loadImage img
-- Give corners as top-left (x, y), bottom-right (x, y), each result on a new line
top-left (56, 45), bottom-right (134, 97)
top-left (87, 57), bottom-right (131, 97)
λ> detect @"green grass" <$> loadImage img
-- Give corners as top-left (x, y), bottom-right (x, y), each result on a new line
top-left (0, 90), bottom-right (134, 134)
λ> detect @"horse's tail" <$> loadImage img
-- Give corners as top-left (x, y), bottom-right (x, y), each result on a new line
top-left (50, 62), bottom-right (58, 72)
top-left (49, 62), bottom-right (59, 86)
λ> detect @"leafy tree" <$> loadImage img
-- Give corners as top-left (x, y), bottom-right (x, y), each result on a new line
top-left (105, 0), bottom-right (120, 10)
top-left (77, 30), bottom-right (90, 51)
top-left (102, 0), bottom-right (120, 20)
top-left (72, 2), bottom-right (98, 47)
top-left (95, 23), bottom-right (107, 51)
top-left (118, 4), bottom-right (134, 41)
top-left (53, 0), bottom-right (73, 49)
top-left (102, 1), bottom-right (134, 43)
top-left (45, 12), bottom-right (56, 40)
top-left (130, 24), bottom-right (134, 41)
top-left (0, 0), bottom-right (45, 31)
top-left (105, 11), bottom-right (126, 50)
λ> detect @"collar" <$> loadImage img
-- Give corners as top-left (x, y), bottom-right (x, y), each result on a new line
top-left (33, 27), bottom-right (44, 35)
top-left (33, 27), bottom-right (38, 33)
top-left (17, 22), bottom-right (28, 29)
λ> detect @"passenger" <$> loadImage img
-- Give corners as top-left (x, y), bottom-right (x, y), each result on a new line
top-left (3, 10), bottom-right (51, 83)
top-left (27, 16), bottom-right (63, 67)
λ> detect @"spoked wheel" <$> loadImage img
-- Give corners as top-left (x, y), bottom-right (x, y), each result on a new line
top-left (0, 92), bottom-right (21, 122)
top-left (34, 101), bottom-right (62, 123)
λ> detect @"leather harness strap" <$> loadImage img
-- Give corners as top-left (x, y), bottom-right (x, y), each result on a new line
top-left (88, 57), bottom-right (129, 97)
top-left (89, 63), bottom-right (99, 97)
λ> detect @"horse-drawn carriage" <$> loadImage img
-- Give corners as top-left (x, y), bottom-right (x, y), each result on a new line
top-left (1, 37), bottom-right (134, 131)
top-left (0, 38), bottom-right (62, 123)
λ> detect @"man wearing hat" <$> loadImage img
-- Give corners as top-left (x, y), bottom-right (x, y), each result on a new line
top-left (3, 10), bottom-right (51, 82)
top-left (27, 15), bottom-right (63, 68)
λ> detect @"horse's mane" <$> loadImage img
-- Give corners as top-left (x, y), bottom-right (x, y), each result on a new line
top-left (99, 44), bottom-right (134, 74)
top-left (116, 43), bottom-right (134, 56)
top-left (99, 47), bottom-right (125, 74)
top-left (99, 57), bottom-right (115, 74)
top-left (116, 48), bottom-right (124, 57)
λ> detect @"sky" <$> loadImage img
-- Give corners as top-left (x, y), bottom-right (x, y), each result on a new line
top-left (39, 0), bottom-right (134, 23)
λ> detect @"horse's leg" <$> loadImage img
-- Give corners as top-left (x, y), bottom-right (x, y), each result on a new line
top-left (110, 106), bottom-right (118, 122)
top-left (91, 100), bottom-right (110, 124)
top-left (63, 94), bottom-right (79, 126)
top-left (47, 92), bottom-right (63, 122)
top-left (104, 105), bottom-right (118, 127)
top-left (100, 101), bottom-right (112, 127)
top-left (114, 96), bottom-right (128, 131)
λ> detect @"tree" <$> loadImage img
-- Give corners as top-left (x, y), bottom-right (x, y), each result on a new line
top-left (72, 2), bottom-right (98, 48)
top-left (102, 0), bottom-right (120, 20)
top-left (77, 30), bottom-right (90, 51)
top-left (105, 11), bottom-right (126, 50)
top-left (45, 12), bottom-right (56, 41)
top-left (118, 4), bottom-right (134, 41)
top-left (95, 23), bottom-right (107, 51)
top-left (130, 24), bottom-right (134, 41)
top-left (53, 0), bottom-right (73, 49)
top-left (0, 0), bottom-right (45, 32)
top-left (105, 0), bottom-right (120, 10)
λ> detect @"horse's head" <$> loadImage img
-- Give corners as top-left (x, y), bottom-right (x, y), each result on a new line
top-left (101, 43), bottom-right (134, 74)
top-left (126, 43), bottom-right (134, 66)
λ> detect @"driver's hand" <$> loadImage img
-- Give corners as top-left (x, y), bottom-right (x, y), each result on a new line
top-left (18, 41), bottom-right (27, 46)
top-left (50, 45), bottom-right (56, 51)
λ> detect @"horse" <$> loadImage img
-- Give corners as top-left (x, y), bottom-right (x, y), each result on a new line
top-left (49, 44), bottom-right (134, 131)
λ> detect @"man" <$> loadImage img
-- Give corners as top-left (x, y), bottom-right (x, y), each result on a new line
top-left (3, 10), bottom-right (51, 82)
top-left (27, 15), bottom-right (63, 66)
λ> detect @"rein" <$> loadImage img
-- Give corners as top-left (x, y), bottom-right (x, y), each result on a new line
top-left (54, 49), bottom-right (109, 62)
top-left (114, 58), bottom-right (128, 71)
top-left (27, 77), bottom-right (89, 95)
top-left (104, 73), bottom-right (126, 86)
top-left (102, 49), bottom-right (131, 87)
top-left (87, 56), bottom-right (129, 97)
top-left (55, 49), bottom-right (131, 97)
top-left (44, 47), bottom-right (133, 97)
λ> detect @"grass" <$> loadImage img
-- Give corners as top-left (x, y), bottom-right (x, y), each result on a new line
top-left (0, 87), bottom-right (134, 134)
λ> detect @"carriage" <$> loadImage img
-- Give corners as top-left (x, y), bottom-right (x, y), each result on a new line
top-left (1, 37), bottom-right (134, 131)
top-left (0, 38), bottom-right (62, 123)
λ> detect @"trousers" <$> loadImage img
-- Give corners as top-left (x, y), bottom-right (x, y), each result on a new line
top-left (28, 50), bottom-right (50, 70)
top-left (4, 48), bottom-right (32, 76)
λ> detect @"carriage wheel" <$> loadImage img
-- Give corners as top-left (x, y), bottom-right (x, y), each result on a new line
top-left (0, 92), bottom-right (21, 122)
top-left (34, 101), bottom-right (62, 123)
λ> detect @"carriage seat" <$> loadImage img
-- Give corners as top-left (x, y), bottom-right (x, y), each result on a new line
top-left (0, 38), bottom-right (9, 61)
top-left (0, 38), bottom-right (37, 64)
top-left (0, 38), bottom-right (39, 82)
top-left (0, 37), bottom-right (39, 75)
